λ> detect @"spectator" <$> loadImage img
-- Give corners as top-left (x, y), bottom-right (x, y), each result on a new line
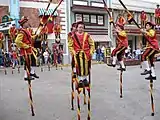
top-left (135, 47), bottom-right (141, 60)
top-left (12, 50), bottom-right (18, 69)
top-left (43, 49), bottom-right (49, 65)
top-left (0, 49), bottom-right (3, 68)
top-left (101, 45), bottom-right (105, 61)
top-left (96, 46), bottom-right (101, 62)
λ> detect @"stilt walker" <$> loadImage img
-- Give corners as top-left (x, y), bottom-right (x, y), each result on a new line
top-left (15, 16), bottom-right (40, 116)
top-left (108, 22), bottom-right (127, 98)
top-left (119, 0), bottom-right (159, 115)
top-left (68, 22), bottom-right (77, 110)
top-left (68, 21), bottom-right (95, 120)
top-left (140, 22), bottom-right (159, 116)
top-left (103, 0), bottom-right (128, 98)
top-left (107, 21), bottom-right (128, 72)
top-left (53, 21), bottom-right (62, 70)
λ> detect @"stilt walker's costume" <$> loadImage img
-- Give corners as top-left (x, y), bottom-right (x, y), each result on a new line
top-left (9, 25), bottom-right (18, 43)
top-left (155, 5), bottom-right (160, 26)
top-left (53, 23), bottom-right (62, 39)
top-left (27, 27), bottom-right (38, 67)
top-left (40, 26), bottom-right (48, 41)
top-left (68, 22), bottom-right (77, 75)
top-left (108, 22), bottom-right (128, 71)
top-left (15, 16), bottom-right (39, 81)
top-left (140, 22), bottom-right (159, 80)
top-left (141, 11), bottom-right (147, 28)
top-left (52, 23), bottom-right (62, 67)
top-left (68, 21), bottom-right (95, 87)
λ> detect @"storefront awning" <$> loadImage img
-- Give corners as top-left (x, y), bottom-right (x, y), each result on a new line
top-left (91, 35), bottom-right (112, 42)
top-left (39, 8), bottom-right (58, 16)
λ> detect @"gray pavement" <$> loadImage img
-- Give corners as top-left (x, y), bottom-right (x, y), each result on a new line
top-left (0, 62), bottom-right (160, 120)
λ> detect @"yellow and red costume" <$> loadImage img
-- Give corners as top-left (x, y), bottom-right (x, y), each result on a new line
top-left (0, 32), bottom-right (4, 49)
top-left (140, 11), bottom-right (147, 28)
top-left (111, 23), bottom-right (128, 61)
top-left (68, 22), bottom-right (77, 70)
top-left (15, 16), bottom-right (39, 80)
top-left (9, 26), bottom-right (18, 42)
top-left (54, 23), bottom-right (62, 39)
top-left (142, 28), bottom-right (159, 67)
top-left (155, 5), bottom-right (160, 25)
top-left (40, 26), bottom-right (48, 41)
top-left (68, 32), bottom-right (95, 76)
top-left (15, 28), bottom-right (33, 56)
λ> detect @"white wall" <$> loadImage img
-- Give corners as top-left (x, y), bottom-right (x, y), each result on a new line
top-left (112, 0), bottom-right (157, 13)
top-left (0, 0), bottom-right (9, 6)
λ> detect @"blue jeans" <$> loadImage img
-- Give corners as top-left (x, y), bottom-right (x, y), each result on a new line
top-left (96, 53), bottom-right (101, 61)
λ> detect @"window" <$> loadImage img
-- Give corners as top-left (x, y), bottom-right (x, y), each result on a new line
top-left (73, 0), bottom-right (88, 6)
top-left (75, 14), bottom-right (82, 22)
top-left (98, 15), bottom-right (104, 25)
top-left (91, 15), bottom-right (97, 23)
top-left (75, 13), bottom-right (104, 26)
top-left (83, 14), bottom-right (89, 23)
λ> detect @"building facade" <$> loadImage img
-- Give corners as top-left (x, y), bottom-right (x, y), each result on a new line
top-left (69, 0), bottom-right (160, 53)
top-left (0, 0), bottom-right (71, 64)
top-left (111, 0), bottom-right (160, 52)
top-left (0, 0), bottom-right (160, 64)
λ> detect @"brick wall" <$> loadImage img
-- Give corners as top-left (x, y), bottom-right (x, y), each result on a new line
top-left (20, 7), bottom-right (39, 28)
top-left (0, 6), bottom-right (9, 23)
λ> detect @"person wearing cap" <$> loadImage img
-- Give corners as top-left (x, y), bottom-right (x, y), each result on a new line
top-left (68, 22), bottom-right (77, 78)
top-left (140, 11), bottom-right (147, 28)
top-left (108, 22), bottom-right (128, 71)
top-left (68, 21), bottom-right (95, 88)
top-left (15, 16), bottom-right (39, 81)
top-left (140, 22), bottom-right (159, 80)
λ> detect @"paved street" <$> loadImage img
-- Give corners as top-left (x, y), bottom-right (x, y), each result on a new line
top-left (0, 62), bottom-right (160, 120)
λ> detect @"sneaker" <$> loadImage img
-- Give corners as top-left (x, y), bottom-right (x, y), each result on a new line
top-left (141, 69), bottom-right (151, 75)
top-left (30, 73), bottom-right (39, 78)
top-left (145, 75), bottom-right (156, 80)
top-left (107, 63), bottom-right (116, 67)
top-left (83, 79), bottom-right (89, 87)
top-left (24, 76), bottom-right (35, 81)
